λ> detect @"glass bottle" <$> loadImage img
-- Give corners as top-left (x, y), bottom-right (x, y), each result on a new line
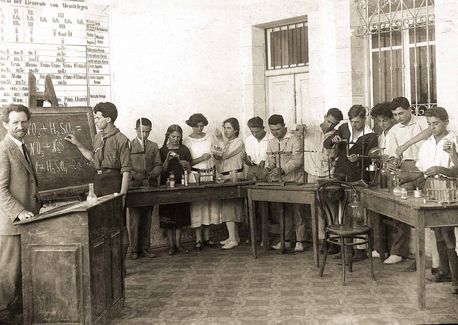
top-left (87, 183), bottom-right (98, 203)
top-left (379, 163), bottom-right (389, 189)
top-left (349, 193), bottom-right (364, 228)
top-left (183, 170), bottom-right (188, 186)
top-left (392, 174), bottom-right (402, 196)
top-left (169, 171), bottom-right (175, 188)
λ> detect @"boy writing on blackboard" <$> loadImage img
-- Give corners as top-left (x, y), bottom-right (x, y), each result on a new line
top-left (128, 117), bottom-right (162, 259)
top-left (65, 102), bottom-right (131, 196)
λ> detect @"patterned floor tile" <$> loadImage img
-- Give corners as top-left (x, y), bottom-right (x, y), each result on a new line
top-left (112, 245), bottom-right (458, 324)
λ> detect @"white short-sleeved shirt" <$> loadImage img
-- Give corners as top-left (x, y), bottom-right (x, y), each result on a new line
top-left (385, 114), bottom-right (428, 160)
top-left (244, 133), bottom-right (271, 165)
top-left (416, 132), bottom-right (457, 172)
top-left (303, 125), bottom-right (337, 177)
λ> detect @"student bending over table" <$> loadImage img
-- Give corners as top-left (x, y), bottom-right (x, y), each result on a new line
top-left (266, 114), bottom-right (306, 252)
top-left (398, 107), bottom-right (458, 294)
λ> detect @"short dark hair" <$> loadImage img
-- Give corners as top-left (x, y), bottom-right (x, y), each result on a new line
top-left (247, 116), bottom-right (264, 128)
top-left (1, 104), bottom-right (31, 123)
top-left (348, 105), bottom-right (366, 120)
top-left (425, 106), bottom-right (449, 122)
top-left (268, 114), bottom-right (284, 126)
top-left (186, 113), bottom-right (208, 127)
top-left (136, 117), bottom-right (152, 128)
top-left (326, 108), bottom-right (343, 122)
top-left (93, 102), bottom-right (118, 122)
top-left (371, 102), bottom-right (393, 119)
top-left (391, 97), bottom-right (410, 110)
top-left (223, 117), bottom-right (240, 137)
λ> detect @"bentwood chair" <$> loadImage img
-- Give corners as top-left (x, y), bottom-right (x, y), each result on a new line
top-left (317, 180), bottom-right (376, 285)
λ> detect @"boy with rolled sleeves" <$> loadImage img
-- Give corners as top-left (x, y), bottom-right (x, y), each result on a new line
top-left (398, 107), bottom-right (458, 294)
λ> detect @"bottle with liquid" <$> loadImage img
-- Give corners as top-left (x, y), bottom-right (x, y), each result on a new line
top-left (349, 193), bottom-right (364, 228)
top-left (169, 171), bottom-right (175, 188)
top-left (183, 170), bottom-right (189, 186)
top-left (379, 163), bottom-right (389, 189)
top-left (87, 183), bottom-right (98, 203)
top-left (392, 174), bottom-right (402, 196)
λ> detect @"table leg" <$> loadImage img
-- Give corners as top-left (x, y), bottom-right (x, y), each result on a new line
top-left (247, 190), bottom-right (257, 258)
top-left (260, 202), bottom-right (269, 252)
top-left (279, 203), bottom-right (285, 254)
top-left (311, 198), bottom-right (319, 267)
top-left (379, 214), bottom-right (386, 262)
top-left (415, 214), bottom-right (426, 310)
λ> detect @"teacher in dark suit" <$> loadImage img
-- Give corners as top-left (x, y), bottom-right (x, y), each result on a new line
top-left (0, 104), bottom-right (41, 322)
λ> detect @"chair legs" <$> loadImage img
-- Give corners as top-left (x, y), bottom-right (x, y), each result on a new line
top-left (368, 231), bottom-right (376, 281)
top-left (319, 233), bottom-right (376, 285)
top-left (341, 236), bottom-right (346, 286)
top-left (319, 234), bottom-right (329, 277)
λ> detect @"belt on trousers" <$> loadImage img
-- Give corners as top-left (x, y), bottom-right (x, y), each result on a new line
top-left (221, 168), bottom-right (243, 176)
top-left (402, 159), bottom-right (415, 162)
top-left (191, 167), bottom-right (213, 172)
top-left (96, 168), bottom-right (120, 175)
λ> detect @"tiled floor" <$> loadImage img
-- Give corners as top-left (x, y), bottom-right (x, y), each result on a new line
top-left (112, 243), bottom-right (458, 325)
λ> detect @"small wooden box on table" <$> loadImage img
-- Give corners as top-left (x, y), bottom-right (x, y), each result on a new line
top-left (358, 187), bottom-right (458, 309)
top-left (245, 183), bottom-right (319, 267)
top-left (16, 194), bottom-right (125, 325)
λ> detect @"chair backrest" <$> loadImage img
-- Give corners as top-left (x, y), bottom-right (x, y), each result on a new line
top-left (316, 180), bottom-right (357, 227)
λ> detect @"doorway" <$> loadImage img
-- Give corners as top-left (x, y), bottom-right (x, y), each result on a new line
top-left (266, 72), bottom-right (309, 127)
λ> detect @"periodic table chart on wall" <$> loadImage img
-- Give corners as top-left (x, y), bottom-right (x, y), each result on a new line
top-left (0, 0), bottom-right (111, 107)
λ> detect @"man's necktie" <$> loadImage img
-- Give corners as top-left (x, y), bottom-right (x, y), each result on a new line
top-left (22, 143), bottom-right (32, 167)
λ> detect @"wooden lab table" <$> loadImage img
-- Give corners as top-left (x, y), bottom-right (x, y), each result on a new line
top-left (126, 180), bottom-right (254, 207)
top-left (245, 183), bottom-right (319, 267)
top-left (358, 187), bottom-right (458, 310)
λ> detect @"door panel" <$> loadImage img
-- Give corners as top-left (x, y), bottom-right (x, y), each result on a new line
top-left (266, 73), bottom-right (309, 127)
top-left (294, 73), bottom-right (310, 123)
top-left (267, 74), bottom-right (295, 127)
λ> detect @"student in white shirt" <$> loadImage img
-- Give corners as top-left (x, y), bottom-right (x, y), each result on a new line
top-left (244, 116), bottom-right (270, 167)
top-left (398, 107), bottom-right (458, 294)
top-left (304, 108), bottom-right (343, 182)
top-left (384, 97), bottom-right (431, 265)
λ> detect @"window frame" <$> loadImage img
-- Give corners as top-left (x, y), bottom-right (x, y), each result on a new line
top-left (265, 21), bottom-right (309, 70)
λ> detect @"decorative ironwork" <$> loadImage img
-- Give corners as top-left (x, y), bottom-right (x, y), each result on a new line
top-left (357, 0), bottom-right (437, 114)
top-left (356, 0), bottom-right (435, 36)
top-left (411, 102), bottom-right (436, 116)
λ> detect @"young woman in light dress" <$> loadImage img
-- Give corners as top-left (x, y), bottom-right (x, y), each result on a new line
top-left (214, 117), bottom-right (246, 249)
top-left (183, 113), bottom-right (221, 250)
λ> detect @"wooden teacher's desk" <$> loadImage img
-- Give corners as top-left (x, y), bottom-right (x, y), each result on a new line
top-left (126, 180), bottom-right (254, 208)
top-left (358, 187), bottom-right (458, 310)
top-left (245, 184), bottom-right (319, 267)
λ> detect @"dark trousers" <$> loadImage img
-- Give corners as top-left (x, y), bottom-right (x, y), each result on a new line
top-left (0, 235), bottom-right (21, 311)
top-left (128, 207), bottom-right (153, 253)
top-left (94, 170), bottom-right (122, 197)
top-left (390, 220), bottom-right (410, 257)
top-left (434, 227), bottom-right (458, 285)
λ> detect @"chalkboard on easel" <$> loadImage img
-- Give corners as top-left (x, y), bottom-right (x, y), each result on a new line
top-left (0, 107), bottom-right (96, 200)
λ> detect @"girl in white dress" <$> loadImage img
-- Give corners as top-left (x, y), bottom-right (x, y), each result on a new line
top-left (183, 114), bottom-right (221, 250)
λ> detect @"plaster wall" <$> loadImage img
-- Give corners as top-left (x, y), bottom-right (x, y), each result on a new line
top-left (109, 0), bottom-right (242, 142)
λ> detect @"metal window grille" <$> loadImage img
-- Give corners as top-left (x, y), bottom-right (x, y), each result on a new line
top-left (356, 0), bottom-right (436, 115)
top-left (266, 22), bottom-right (309, 70)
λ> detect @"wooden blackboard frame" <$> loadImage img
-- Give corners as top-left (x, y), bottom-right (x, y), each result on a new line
top-left (0, 106), bottom-right (97, 202)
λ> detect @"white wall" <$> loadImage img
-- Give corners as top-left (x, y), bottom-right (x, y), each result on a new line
top-left (239, 0), bottom-right (359, 128)
top-left (107, 0), bottom-right (458, 139)
top-left (436, 0), bottom-right (458, 131)
top-left (109, 0), bottom-right (243, 142)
